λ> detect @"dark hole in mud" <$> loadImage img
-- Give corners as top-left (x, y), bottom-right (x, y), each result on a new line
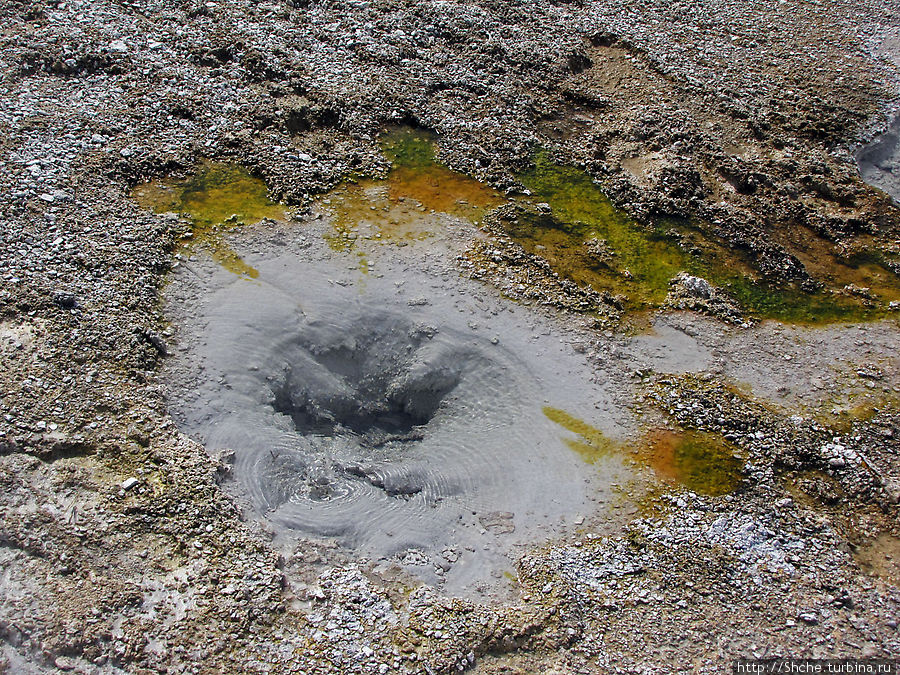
top-left (269, 316), bottom-right (464, 448)
top-left (567, 51), bottom-right (593, 74)
top-left (272, 350), bottom-right (461, 446)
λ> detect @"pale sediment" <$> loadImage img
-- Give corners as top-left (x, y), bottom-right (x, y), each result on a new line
top-left (163, 213), bottom-right (634, 597)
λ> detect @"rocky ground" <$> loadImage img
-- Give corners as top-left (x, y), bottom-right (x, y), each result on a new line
top-left (2, 0), bottom-right (900, 672)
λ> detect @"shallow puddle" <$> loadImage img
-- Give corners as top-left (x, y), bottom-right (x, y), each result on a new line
top-left (641, 429), bottom-right (744, 496)
top-left (132, 162), bottom-right (287, 278)
top-left (812, 391), bottom-right (898, 432)
top-left (853, 533), bottom-right (900, 586)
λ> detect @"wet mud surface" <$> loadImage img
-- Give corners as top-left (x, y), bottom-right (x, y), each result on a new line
top-left (163, 213), bottom-right (635, 597)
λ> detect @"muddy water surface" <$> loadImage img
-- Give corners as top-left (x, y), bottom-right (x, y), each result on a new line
top-left (146, 129), bottom-right (900, 599)
top-left (162, 210), bottom-right (638, 597)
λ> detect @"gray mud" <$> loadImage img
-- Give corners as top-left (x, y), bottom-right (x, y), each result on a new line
top-left (858, 116), bottom-right (900, 202)
top-left (163, 213), bottom-right (634, 597)
top-left (628, 313), bottom-right (900, 415)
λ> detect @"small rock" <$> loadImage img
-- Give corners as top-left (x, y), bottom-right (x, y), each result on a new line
top-left (681, 275), bottom-right (712, 299)
top-left (53, 292), bottom-right (77, 309)
top-left (798, 612), bottom-right (819, 625)
top-left (478, 511), bottom-right (515, 534)
top-left (54, 656), bottom-right (76, 671)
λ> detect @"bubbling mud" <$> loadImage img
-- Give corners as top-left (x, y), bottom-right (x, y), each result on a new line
top-left (162, 217), bottom-right (635, 596)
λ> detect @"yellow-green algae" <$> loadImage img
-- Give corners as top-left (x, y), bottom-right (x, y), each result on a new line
top-left (133, 162), bottom-right (286, 278)
top-left (543, 406), bottom-right (743, 495)
top-left (514, 152), bottom-right (900, 324)
top-left (134, 133), bottom-right (900, 323)
top-left (811, 391), bottom-right (898, 433)
top-left (685, 221), bottom-right (900, 324)
top-left (642, 429), bottom-right (743, 497)
top-left (518, 157), bottom-right (688, 310)
top-left (542, 406), bottom-right (619, 464)
top-left (323, 128), bottom-right (504, 254)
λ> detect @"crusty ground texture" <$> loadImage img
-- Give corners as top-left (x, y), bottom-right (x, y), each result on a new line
top-left (2, 0), bottom-right (900, 672)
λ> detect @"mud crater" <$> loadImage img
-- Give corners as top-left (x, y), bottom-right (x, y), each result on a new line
top-left (270, 317), bottom-right (461, 447)
top-left (260, 313), bottom-right (483, 506)
top-left (162, 232), bottom-right (633, 595)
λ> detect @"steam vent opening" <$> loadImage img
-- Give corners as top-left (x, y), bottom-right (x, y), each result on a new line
top-left (162, 179), bottom-right (637, 597)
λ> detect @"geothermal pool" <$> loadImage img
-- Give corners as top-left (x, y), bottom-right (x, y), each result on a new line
top-left (161, 202), bottom-right (636, 596)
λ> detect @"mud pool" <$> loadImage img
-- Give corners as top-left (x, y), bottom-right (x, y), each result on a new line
top-left (161, 210), bottom-right (640, 597)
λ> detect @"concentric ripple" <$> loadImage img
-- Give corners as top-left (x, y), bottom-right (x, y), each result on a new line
top-left (164, 223), bottom-right (633, 594)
